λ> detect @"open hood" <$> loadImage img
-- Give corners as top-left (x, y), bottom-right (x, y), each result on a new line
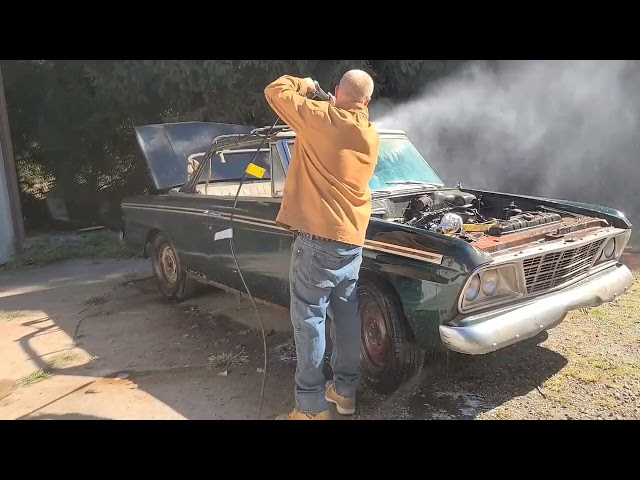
top-left (134, 121), bottom-right (254, 191)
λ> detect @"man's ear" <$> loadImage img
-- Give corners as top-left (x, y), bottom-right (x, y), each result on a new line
top-left (363, 97), bottom-right (371, 106)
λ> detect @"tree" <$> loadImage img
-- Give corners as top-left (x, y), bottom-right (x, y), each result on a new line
top-left (1, 59), bottom-right (443, 229)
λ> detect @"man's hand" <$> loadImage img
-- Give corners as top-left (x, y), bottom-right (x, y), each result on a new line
top-left (302, 77), bottom-right (316, 96)
top-left (302, 77), bottom-right (335, 105)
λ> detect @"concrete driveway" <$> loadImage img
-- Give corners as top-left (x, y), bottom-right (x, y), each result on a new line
top-left (0, 258), bottom-right (300, 420)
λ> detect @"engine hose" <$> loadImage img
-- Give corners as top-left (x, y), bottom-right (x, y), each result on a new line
top-left (228, 116), bottom-right (279, 420)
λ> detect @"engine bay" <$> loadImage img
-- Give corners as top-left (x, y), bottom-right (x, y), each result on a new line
top-left (371, 187), bottom-right (609, 253)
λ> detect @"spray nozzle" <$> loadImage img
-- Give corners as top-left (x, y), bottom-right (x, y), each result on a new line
top-left (311, 80), bottom-right (332, 102)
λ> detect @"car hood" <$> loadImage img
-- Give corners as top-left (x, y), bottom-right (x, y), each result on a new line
top-left (134, 121), bottom-right (254, 191)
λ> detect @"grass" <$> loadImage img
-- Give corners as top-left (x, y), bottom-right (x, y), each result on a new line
top-left (596, 398), bottom-right (619, 409)
top-left (2, 231), bottom-right (138, 270)
top-left (495, 410), bottom-right (515, 420)
top-left (208, 351), bottom-right (250, 369)
top-left (0, 311), bottom-right (22, 322)
top-left (547, 394), bottom-right (572, 406)
top-left (541, 376), bottom-right (565, 392)
top-left (547, 269), bottom-right (640, 403)
top-left (47, 352), bottom-right (80, 370)
top-left (556, 271), bottom-right (640, 386)
top-left (15, 369), bottom-right (52, 388)
top-left (563, 367), bottom-right (603, 383)
top-left (13, 352), bottom-right (82, 389)
top-left (84, 295), bottom-right (107, 306)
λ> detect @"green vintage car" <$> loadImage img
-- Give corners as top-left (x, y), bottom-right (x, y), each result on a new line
top-left (121, 121), bottom-right (635, 393)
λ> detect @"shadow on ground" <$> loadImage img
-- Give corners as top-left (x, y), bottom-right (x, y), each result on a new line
top-left (25, 413), bottom-right (112, 420)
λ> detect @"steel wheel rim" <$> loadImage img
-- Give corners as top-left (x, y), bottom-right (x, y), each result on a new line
top-left (160, 245), bottom-right (178, 284)
top-left (360, 294), bottom-right (389, 372)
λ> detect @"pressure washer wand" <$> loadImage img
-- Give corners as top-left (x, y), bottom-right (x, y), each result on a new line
top-left (312, 81), bottom-right (332, 102)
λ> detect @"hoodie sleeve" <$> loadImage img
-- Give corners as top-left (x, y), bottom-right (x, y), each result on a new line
top-left (264, 75), bottom-right (331, 134)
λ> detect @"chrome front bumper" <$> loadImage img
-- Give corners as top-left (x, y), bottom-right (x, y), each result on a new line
top-left (439, 263), bottom-right (635, 355)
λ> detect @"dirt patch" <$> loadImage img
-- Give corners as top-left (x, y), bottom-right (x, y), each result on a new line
top-left (0, 379), bottom-right (14, 399)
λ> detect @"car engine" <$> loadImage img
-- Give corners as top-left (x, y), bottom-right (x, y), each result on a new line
top-left (371, 187), bottom-right (566, 242)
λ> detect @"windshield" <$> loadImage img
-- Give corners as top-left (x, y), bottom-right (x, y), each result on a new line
top-left (284, 136), bottom-right (442, 191)
top-left (369, 137), bottom-right (443, 190)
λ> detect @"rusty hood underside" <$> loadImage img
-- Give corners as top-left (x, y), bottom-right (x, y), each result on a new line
top-left (469, 215), bottom-right (608, 255)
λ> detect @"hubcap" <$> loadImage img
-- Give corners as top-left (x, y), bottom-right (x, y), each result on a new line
top-left (360, 295), bottom-right (389, 372)
top-left (160, 245), bottom-right (178, 284)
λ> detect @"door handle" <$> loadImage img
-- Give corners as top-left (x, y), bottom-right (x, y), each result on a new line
top-left (204, 210), bottom-right (224, 218)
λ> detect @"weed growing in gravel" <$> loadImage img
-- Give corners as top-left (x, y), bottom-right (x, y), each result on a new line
top-left (15, 369), bottom-right (52, 387)
top-left (208, 351), bottom-right (249, 369)
top-left (47, 352), bottom-right (80, 370)
top-left (84, 295), bottom-right (107, 306)
top-left (0, 311), bottom-right (22, 321)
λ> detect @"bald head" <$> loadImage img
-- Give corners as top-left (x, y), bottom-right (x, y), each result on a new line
top-left (335, 69), bottom-right (374, 106)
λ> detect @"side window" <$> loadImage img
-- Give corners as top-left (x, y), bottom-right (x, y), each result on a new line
top-left (192, 149), bottom-right (273, 197)
top-left (271, 143), bottom-right (286, 197)
top-left (215, 150), bottom-right (271, 180)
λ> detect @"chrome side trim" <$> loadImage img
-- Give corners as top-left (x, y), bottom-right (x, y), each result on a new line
top-left (121, 203), bottom-right (445, 265)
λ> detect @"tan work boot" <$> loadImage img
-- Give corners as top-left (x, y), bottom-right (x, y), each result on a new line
top-left (275, 409), bottom-right (331, 420)
top-left (325, 381), bottom-right (356, 415)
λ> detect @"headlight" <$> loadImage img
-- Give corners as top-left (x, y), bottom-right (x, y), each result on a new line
top-left (594, 234), bottom-right (627, 266)
top-left (460, 264), bottom-right (522, 312)
top-left (481, 270), bottom-right (499, 295)
top-left (465, 274), bottom-right (480, 301)
top-left (602, 237), bottom-right (616, 259)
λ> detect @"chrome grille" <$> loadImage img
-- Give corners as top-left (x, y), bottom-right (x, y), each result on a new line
top-left (522, 239), bottom-right (605, 294)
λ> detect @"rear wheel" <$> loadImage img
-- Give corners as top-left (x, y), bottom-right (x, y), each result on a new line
top-left (151, 233), bottom-right (197, 302)
top-left (358, 276), bottom-right (426, 394)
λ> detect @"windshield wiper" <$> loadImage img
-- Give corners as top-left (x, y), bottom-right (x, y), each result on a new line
top-left (373, 181), bottom-right (444, 196)
top-left (383, 181), bottom-right (443, 187)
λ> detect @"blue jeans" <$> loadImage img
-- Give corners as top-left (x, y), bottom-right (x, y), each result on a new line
top-left (289, 234), bottom-right (363, 414)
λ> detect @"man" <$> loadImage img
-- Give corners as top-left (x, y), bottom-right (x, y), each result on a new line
top-left (264, 70), bottom-right (380, 420)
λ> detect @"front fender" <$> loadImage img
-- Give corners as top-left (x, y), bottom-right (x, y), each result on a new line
top-left (361, 220), bottom-right (484, 351)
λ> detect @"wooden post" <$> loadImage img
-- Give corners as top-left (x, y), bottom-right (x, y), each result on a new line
top-left (0, 64), bottom-right (25, 244)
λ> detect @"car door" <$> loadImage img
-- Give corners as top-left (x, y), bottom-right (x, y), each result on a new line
top-left (227, 141), bottom-right (294, 308)
top-left (187, 149), bottom-right (264, 287)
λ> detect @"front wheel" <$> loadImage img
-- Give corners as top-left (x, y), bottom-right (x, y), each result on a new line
top-left (358, 276), bottom-right (426, 394)
top-left (151, 233), bottom-right (197, 302)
